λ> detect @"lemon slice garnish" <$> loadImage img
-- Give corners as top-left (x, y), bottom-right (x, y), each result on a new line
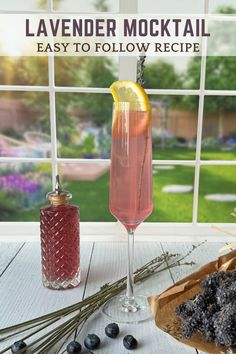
top-left (110, 80), bottom-right (150, 111)
top-left (110, 80), bottom-right (151, 132)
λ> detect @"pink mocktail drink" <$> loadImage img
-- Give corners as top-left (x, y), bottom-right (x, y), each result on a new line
top-left (110, 106), bottom-right (153, 230)
top-left (102, 82), bottom-right (153, 323)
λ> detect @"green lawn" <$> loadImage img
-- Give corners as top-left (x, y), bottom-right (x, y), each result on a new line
top-left (152, 147), bottom-right (236, 161)
top-left (2, 148), bottom-right (236, 223)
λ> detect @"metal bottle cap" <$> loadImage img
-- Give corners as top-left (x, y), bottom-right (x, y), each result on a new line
top-left (47, 175), bottom-right (72, 206)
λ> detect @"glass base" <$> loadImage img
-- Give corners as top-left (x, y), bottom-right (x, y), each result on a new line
top-left (42, 272), bottom-right (81, 290)
top-left (102, 295), bottom-right (152, 324)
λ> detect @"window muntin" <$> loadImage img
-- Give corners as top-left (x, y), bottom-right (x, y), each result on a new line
top-left (0, 0), bottom-right (236, 224)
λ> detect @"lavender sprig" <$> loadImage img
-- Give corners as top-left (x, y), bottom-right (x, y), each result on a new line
top-left (137, 53), bottom-right (146, 87)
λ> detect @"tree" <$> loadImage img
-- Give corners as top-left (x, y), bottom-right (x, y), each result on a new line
top-left (0, 54), bottom-right (116, 144)
top-left (38, 0), bottom-right (61, 10)
top-left (54, 56), bottom-right (116, 128)
top-left (214, 6), bottom-right (236, 14)
top-left (93, 0), bottom-right (109, 12)
top-left (39, 0), bottom-right (109, 11)
top-left (144, 60), bottom-right (184, 109)
top-left (0, 57), bottom-right (14, 87)
top-left (6, 0), bottom-right (114, 135)
top-left (185, 56), bottom-right (236, 110)
top-left (143, 60), bottom-right (184, 147)
top-left (73, 57), bottom-right (116, 126)
top-left (144, 60), bottom-right (182, 90)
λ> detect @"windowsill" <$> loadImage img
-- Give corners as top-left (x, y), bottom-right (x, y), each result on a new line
top-left (0, 222), bottom-right (236, 242)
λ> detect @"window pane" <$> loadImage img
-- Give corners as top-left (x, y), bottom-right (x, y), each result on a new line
top-left (0, 57), bottom-right (48, 86)
top-left (148, 165), bottom-right (194, 222)
top-left (0, 91), bottom-right (50, 158)
top-left (0, 0), bottom-right (46, 11)
top-left (58, 162), bottom-right (114, 222)
top-left (58, 163), bottom-right (195, 223)
top-left (209, 0), bottom-right (236, 14)
top-left (56, 93), bottom-right (112, 158)
top-left (54, 0), bottom-right (118, 12)
top-left (144, 57), bottom-right (201, 90)
top-left (151, 95), bottom-right (198, 160)
top-left (202, 96), bottom-right (236, 160)
top-left (198, 166), bottom-right (236, 222)
top-left (138, 0), bottom-right (204, 13)
top-left (205, 57), bottom-right (236, 90)
top-left (55, 57), bottom-right (118, 88)
top-left (0, 162), bottom-right (51, 221)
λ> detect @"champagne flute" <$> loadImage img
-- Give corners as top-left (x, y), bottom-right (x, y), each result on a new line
top-left (102, 99), bottom-right (153, 323)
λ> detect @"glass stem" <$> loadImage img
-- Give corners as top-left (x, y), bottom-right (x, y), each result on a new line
top-left (126, 229), bottom-right (135, 300)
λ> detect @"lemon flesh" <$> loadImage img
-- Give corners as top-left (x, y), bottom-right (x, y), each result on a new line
top-left (110, 80), bottom-right (151, 132)
top-left (110, 80), bottom-right (150, 111)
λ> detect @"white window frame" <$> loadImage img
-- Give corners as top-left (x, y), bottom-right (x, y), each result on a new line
top-left (0, 0), bottom-right (236, 241)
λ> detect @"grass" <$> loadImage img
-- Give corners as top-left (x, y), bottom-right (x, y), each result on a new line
top-left (2, 148), bottom-right (236, 223)
top-left (152, 147), bottom-right (236, 161)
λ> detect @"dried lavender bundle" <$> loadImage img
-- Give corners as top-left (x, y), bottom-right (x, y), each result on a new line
top-left (176, 270), bottom-right (236, 349)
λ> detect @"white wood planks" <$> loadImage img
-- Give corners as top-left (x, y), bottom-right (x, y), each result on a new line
top-left (0, 242), bottom-right (94, 327)
top-left (1, 241), bottom-right (226, 354)
top-left (0, 242), bottom-right (24, 276)
top-left (77, 242), bottom-right (197, 354)
top-left (161, 242), bottom-right (227, 284)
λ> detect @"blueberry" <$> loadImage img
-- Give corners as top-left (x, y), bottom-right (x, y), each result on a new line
top-left (105, 323), bottom-right (120, 338)
top-left (123, 335), bottom-right (138, 350)
top-left (84, 334), bottom-right (100, 350)
top-left (11, 341), bottom-right (27, 353)
top-left (66, 340), bottom-right (82, 353)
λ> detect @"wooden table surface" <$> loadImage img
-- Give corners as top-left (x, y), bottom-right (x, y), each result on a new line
top-left (0, 241), bottom-right (228, 354)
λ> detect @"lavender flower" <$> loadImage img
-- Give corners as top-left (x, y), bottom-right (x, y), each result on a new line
top-left (0, 174), bottom-right (41, 194)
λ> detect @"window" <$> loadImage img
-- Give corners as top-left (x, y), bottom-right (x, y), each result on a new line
top-left (0, 0), bottom-right (236, 237)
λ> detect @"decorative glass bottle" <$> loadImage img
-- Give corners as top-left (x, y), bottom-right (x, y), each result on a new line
top-left (40, 175), bottom-right (80, 290)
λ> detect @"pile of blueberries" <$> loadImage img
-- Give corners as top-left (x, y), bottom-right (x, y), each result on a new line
top-left (176, 270), bottom-right (236, 347)
top-left (11, 323), bottom-right (138, 353)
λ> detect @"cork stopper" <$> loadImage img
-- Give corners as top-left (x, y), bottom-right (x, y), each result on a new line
top-left (47, 175), bottom-right (72, 206)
